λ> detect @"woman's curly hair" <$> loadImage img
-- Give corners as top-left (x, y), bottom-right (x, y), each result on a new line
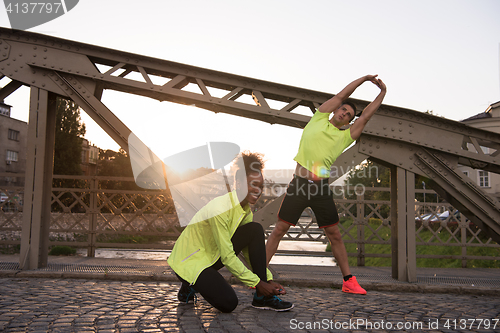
top-left (232, 151), bottom-right (265, 184)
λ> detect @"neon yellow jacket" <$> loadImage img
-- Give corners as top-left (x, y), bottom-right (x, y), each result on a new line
top-left (167, 190), bottom-right (273, 287)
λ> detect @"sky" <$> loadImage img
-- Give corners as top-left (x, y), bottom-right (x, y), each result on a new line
top-left (0, 0), bottom-right (499, 171)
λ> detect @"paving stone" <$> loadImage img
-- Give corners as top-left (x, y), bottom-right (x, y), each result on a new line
top-left (0, 277), bottom-right (498, 332)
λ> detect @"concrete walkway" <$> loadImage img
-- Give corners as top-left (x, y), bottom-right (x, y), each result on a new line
top-left (1, 254), bottom-right (499, 332)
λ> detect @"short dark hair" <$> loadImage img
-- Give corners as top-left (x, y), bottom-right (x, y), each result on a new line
top-left (342, 101), bottom-right (358, 122)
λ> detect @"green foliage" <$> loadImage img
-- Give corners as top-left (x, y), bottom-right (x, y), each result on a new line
top-left (0, 244), bottom-right (20, 254)
top-left (97, 148), bottom-right (171, 214)
top-left (49, 245), bottom-right (77, 256)
top-left (344, 160), bottom-right (390, 189)
top-left (326, 218), bottom-right (500, 268)
top-left (343, 160), bottom-right (445, 218)
top-left (96, 234), bottom-right (162, 244)
top-left (53, 97), bottom-right (86, 176)
top-left (343, 160), bottom-right (391, 218)
top-left (98, 149), bottom-right (134, 179)
top-left (52, 97), bottom-right (87, 213)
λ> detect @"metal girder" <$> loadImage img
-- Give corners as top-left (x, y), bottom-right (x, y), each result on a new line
top-left (393, 167), bottom-right (417, 282)
top-left (1, 26), bottom-right (500, 173)
top-left (50, 72), bottom-right (131, 150)
top-left (359, 133), bottom-right (500, 242)
top-left (0, 79), bottom-right (23, 100)
top-left (19, 88), bottom-right (56, 270)
top-left (357, 134), bottom-right (441, 177)
top-left (0, 27), bottom-right (325, 130)
top-left (329, 144), bottom-right (369, 183)
top-left (413, 149), bottom-right (500, 243)
top-left (0, 27), bottom-right (499, 269)
top-left (253, 193), bottom-right (285, 231)
top-left (363, 108), bottom-right (500, 174)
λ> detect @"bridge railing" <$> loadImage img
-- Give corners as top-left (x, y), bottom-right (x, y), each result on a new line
top-left (0, 175), bottom-right (498, 267)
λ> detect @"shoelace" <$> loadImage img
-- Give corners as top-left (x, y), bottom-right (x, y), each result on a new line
top-left (271, 295), bottom-right (283, 302)
top-left (254, 294), bottom-right (283, 303)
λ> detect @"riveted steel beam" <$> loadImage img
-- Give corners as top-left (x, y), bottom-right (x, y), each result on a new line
top-left (1, 26), bottom-right (500, 172)
top-left (329, 144), bottom-right (370, 183)
top-left (0, 79), bottom-right (22, 100)
top-left (50, 71), bottom-right (131, 150)
top-left (19, 88), bottom-right (56, 270)
top-left (357, 134), bottom-right (500, 242)
top-left (357, 134), bottom-right (431, 176)
top-left (253, 193), bottom-right (285, 231)
top-left (362, 107), bottom-right (500, 173)
top-left (0, 27), bottom-right (499, 268)
top-left (414, 149), bottom-right (500, 243)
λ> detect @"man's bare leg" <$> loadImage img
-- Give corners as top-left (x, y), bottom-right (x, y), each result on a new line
top-left (265, 221), bottom-right (290, 265)
top-left (323, 224), bottom-right (351, 276)
top-left (323, 224), bottom-right (366, 294)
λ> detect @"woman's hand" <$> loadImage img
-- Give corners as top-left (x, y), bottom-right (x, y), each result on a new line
top-left (255, 280), bottom-right (286, 297)
top-left (268, 280), bottom-right (286, 294)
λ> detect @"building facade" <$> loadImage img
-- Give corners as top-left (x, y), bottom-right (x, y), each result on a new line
top-left (459, 101), bottom-right (500, 197)
top-left (80, 138), bottom-right (99, 176)
top-left (0, 103), bottom-right (27, 187)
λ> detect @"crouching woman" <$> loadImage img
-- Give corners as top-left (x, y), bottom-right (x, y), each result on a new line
top-left (167, 152), bottom-right (293, 312)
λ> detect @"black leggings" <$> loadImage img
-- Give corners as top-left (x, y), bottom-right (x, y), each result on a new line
top-left (176, 222), bottom-right (267, 313)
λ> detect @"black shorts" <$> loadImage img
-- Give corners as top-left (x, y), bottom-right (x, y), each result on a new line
top-left (277, 175), bottom-right (339, 228)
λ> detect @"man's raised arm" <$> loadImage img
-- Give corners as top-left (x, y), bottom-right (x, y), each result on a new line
top-left (318, 75), bottom-right (380, 114)
top-left (349, 78), bottom-right (387, 140)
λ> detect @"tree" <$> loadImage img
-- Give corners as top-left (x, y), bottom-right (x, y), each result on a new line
top-left (51, 97), bottom-right (86, 213)
top-left (344, 160), bottom-right (391, 218)
top-left (98, 148), bottom-right (134, 178)
top-left (97, 148), bottom-right (175, 215)
top-left (53, 97), bottom-right (86, 175)
top-left (344, 160), bottom-right (441, 219)
top-left (344, 160), bottom-right (390, 189)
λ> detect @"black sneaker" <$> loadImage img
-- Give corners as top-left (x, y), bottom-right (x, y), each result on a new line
top-left (251, 294), bottom-right (294, 311)
top-left (177, 283), bottom-right (197, 303)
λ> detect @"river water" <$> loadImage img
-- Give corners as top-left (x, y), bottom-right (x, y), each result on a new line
top-left (76, 240), bottom-right (336, 266)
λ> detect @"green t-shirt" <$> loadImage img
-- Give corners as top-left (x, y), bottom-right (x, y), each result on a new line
top-left (294, 110), bottom-right (355, 178)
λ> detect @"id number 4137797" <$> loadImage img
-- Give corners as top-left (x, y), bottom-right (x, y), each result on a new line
top-left (443, 319), bottom-right (498, 330)
top-left (6, 2), bottom-right (63, 14)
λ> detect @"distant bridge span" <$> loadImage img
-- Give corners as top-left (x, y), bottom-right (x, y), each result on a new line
top-left (0, 28), bottom-right (498, 281)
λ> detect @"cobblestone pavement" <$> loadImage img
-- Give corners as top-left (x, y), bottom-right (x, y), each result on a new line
top-left (1, 278), bottom-right (499, 333)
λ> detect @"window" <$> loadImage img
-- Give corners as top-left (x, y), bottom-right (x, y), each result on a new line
top-left (0, 104), bottom-right (10, 116)
top-left (8, 129), bottom-right (19, 141)
top-left (478, 170), bottom-right (489, 187)
top-left (463, 171), bottom-right (469, 177)
top-left (6, 150), bottom-right (18, 162)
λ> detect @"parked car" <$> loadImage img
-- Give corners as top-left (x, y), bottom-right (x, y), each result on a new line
top-left (0, 191), bottom-right (23, 212)
top-left (416, 210), bottom-right (471, 227)
top-left (436, 210), bottom-right (455, 221)
top-left (415, 213), bottom-right (441, 222)
top-left (438, 210), bottom-right (473, 226)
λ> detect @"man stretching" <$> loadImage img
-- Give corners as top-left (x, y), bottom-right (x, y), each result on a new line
top-left (266, 75), bottom-right (387, 294)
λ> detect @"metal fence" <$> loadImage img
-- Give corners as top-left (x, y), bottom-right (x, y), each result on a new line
top-left (1, 174), bottom-right (499, 267)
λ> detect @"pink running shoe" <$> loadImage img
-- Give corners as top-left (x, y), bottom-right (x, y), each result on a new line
top-left (342, 276), bottom-right (367, 295)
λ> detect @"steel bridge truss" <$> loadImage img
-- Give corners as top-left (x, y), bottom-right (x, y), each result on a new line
top-left (0, 28), bottom-right (499, 282)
